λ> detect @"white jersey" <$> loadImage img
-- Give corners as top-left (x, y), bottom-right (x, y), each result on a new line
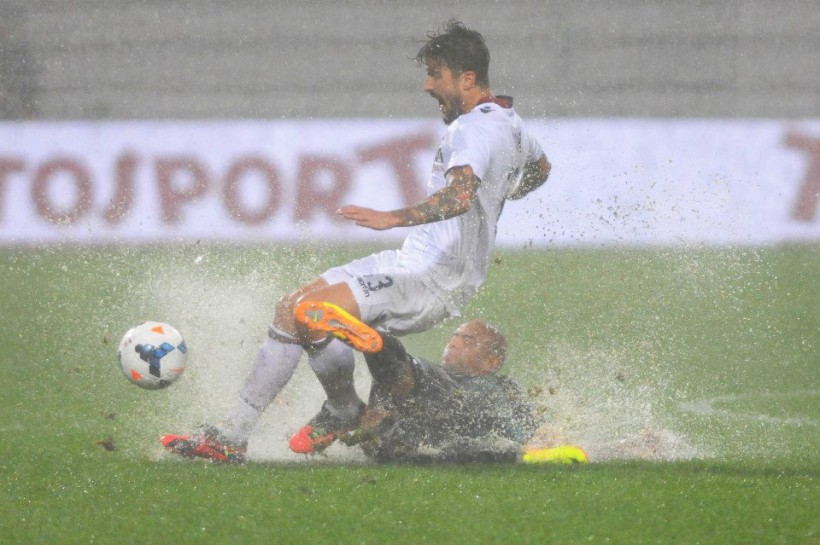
top-left (399, 99), bottom-right (544, 312)
top-left (323, 98), bottom-right (544, 333)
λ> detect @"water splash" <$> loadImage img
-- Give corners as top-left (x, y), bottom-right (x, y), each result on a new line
top-left (118, 245), bottom-right (372, 462)
top-left (523, 341), bottom-right (700, 462)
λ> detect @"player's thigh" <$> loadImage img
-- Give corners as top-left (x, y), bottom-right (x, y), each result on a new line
top-left (327, 271), bottom-right (448, 335)
top-left (369, 279), bottom-right (449, 335)
top-left (295, 281), bottom-right (361, 318)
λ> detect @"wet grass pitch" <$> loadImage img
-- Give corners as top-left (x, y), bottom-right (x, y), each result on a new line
top-left (1, 244), bottom-right (817, 544)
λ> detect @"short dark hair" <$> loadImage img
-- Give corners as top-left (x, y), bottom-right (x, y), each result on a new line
top-left (415, 19), bottom-right (490, 87)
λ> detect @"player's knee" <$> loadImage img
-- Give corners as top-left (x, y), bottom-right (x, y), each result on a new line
top-left (289, 293), bottom-right (324, 343)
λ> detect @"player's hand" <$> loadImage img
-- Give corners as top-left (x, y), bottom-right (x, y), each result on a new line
top-left (337, 205), bottom-right (400, 230)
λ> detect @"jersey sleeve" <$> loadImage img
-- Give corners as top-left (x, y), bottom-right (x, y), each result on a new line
top-left (446, 121), bottom-right (491, 181)
top-left (522, 128), bottom-right (544, 163)
top-left (505, 128), bottom-right (546, 200)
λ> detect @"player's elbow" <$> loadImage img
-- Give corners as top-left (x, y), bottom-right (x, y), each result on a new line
top-left (531, 154), bottom-right (550, 186)
top-left (541, 155), bottom-right (551, 182)
top-left (527, 155), bottom-right (551, 190)
top-left (507, 155), bottom-right (550, 200)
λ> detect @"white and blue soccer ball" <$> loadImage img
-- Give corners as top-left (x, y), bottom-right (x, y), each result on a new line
top-left (118, 321), bottom-right (188, 389)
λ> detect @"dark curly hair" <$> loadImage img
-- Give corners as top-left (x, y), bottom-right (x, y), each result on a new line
top-left (415, 19), bottom-right (490, 87)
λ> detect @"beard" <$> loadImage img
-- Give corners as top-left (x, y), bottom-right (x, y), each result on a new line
top-left (431, 92), bottom-right (462, 125)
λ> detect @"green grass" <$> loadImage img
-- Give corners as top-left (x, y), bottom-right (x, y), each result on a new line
top-left (1, 244), bottom-right (818, 544)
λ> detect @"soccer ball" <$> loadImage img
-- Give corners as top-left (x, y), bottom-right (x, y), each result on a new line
top-left (118, 321), bottom-right (188, 389)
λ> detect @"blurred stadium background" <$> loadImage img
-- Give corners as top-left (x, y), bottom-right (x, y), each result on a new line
top-left (2, 0), bottom-right (818, 120)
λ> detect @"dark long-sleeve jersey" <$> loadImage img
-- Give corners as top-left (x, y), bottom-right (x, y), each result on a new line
top-left (361, 334), bottom-right (538, 463)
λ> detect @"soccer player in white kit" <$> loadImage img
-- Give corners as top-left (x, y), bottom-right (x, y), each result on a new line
top-left (161, 20), bottom-right (551, 462)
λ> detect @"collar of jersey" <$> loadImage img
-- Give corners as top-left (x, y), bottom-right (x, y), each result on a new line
top-left (475, 95), bottom-right (513, 109)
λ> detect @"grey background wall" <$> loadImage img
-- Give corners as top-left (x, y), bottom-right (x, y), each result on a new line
top-left (1, 0), bottom-right (818, 120)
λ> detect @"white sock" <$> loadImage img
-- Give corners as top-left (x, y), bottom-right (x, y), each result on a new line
top-left (308, 338), bottom-right (363, 418)
top-left (221, 334), bottom-right (303, 444)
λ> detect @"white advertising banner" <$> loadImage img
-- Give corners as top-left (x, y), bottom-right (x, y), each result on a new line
top-left (0, 119), bottom-right (818, 247)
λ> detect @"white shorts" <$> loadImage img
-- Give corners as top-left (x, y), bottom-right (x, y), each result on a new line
top-left (321, 250), bottom-right (455, 336)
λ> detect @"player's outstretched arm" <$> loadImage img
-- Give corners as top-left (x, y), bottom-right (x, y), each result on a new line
top-left (508, 153), bottom-right (551, 200)
top-left (337, 165), bottom-right (480, 230)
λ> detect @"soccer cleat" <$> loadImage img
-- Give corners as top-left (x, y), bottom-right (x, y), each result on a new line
top-left (161, 426), bottom-right (247, 464)
top-left (521, 445), bottom-right (589, 465)
top-left (289, 401), bottom-right (365, 454)
top-left (294, 301), bottom-right (383, 353)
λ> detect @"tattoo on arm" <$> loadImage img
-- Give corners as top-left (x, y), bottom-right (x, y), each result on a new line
top-left (394, 166), bottom-right (480, 226)
top-left (508, 154), bottom-right (550, 200)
